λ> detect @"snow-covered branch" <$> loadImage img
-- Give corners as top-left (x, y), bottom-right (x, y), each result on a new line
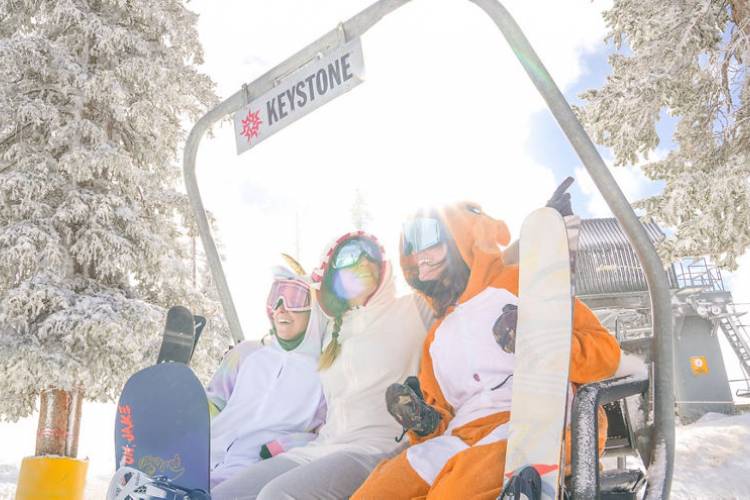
top-left (0, 0), bottom-right (228, 421)
top-left (578, 0), bottom-right (750, 269)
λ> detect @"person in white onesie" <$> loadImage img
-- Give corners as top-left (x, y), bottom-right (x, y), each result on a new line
top-left (207, 267), bottom-right (327, 488)
top-left (210, 231), bottom-right (433, 500)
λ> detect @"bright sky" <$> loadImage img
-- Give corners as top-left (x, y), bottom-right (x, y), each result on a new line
top-left (188, 0), bottom-right (619, 336)
top-left (186, 0), bottom-right (750, 384)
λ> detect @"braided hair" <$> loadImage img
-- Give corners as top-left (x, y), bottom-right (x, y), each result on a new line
top-left (317, 314), bottom-right (344, 370)
top-left (316, 235), bottom-right (383, 370)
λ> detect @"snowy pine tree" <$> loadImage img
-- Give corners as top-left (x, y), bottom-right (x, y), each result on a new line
top-left (577, 0), bottom-right (750, 269)
top-left (350, 188), bottom-right (372, 231)
top-left (0, 0), bottom-right (229, 432)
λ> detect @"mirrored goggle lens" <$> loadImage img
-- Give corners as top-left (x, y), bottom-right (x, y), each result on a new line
top-left (266, 280), bottom-right (311, 314)
top-left (332, 239), bottom-right (382, 270)
top-left (402, 217), bottom-right (442, 255)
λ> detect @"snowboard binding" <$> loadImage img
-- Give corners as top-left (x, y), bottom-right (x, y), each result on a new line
top-left (108, 466), bottom-right (209, 500)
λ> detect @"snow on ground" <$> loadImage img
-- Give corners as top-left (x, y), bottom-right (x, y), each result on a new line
top-left (0, 402), bottom-right (115, 500)
top-left (670, 411), bottom-right (750, 499)
top-left (1, 404), bottom-right (749, 499)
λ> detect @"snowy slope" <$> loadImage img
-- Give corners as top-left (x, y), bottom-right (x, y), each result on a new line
top-left (1, 403), bottom-right (749, 499)
top-left (671, 412), bottom-right (750, 499)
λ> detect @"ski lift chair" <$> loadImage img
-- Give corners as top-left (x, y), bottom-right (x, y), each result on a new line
top-left (183, 1), bottom-right (675, 498)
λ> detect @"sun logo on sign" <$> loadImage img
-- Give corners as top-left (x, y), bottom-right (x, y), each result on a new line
top-left (241, 109), bottom-right (263, 143)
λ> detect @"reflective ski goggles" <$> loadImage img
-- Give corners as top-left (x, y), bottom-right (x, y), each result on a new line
top-left (402, 217), bottom-right (444, 256)
top-left (266, 279), bottom-right (311, 317)
top-left (331, 238), bottom-right (382, 270)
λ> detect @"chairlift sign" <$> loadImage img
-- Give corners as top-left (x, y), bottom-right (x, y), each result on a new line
top-left (234, 38), bottom-right (365, 154)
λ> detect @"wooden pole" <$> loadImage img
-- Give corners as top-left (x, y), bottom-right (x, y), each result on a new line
top-left (35, 386), bottom-right (83, 457)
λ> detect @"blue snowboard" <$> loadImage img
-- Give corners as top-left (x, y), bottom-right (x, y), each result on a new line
top-left (111, 362), bottom-right (210, 498)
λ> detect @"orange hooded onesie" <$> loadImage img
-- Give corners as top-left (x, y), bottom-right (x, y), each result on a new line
top-left (352, 202), bottom-right (621, 500)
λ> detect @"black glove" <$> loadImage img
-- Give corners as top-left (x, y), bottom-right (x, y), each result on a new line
top-left (385, 376), bottom-right (441, 441)
top-left (545, 176), bottom-right (575, 217)
top-left (493, 304), bottom-right (518, 354)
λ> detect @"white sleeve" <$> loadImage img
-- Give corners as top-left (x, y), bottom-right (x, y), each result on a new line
top-left (205, 340), bottom-right (262, 411)
top-left (411, 294), bottom-right (435, 330)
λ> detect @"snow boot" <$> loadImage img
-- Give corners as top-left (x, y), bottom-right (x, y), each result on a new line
top-left (498, 465), bottom-right (542, 500)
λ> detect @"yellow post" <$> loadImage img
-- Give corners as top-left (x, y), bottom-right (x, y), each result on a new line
top-left (16, 387), bottom-right (88, 499)
top-left (15, 456), bottom-right (88, 500)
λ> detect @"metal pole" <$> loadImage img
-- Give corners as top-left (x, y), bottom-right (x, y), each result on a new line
top-left (184, 94), bottom-right (245, 344)
top-left (571, 376), bottom-right (650, 497)
top-left (468, 1), bottom-right (674, 497)
top-left (35, 386), bottom-right (83, 457)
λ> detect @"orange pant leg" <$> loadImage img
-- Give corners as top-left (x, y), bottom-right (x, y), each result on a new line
top-left (426, 439), bottom-right (508, 500)
top-left (352, 448), bottom-right (430, 500)
top-left (426, 406), bottom-right (608, 499)
top-left (354, 408), bottom-right (607, 500)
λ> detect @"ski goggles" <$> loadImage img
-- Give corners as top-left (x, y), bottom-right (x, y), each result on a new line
top-left (331, 238), bottom-right (382, 270)
top-left (402, 217), bottom-right (444, 256)
top-left (266, 279), bottom-right (311, 316)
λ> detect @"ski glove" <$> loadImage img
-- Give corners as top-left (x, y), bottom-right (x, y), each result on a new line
top-left (386, 376), bottom-right (441, 441)
top-left (545, 176), bottom-right (575, 217)
top-left (493, 304), bottom-right (518, 354)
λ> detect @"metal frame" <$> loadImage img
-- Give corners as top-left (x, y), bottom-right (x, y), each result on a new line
top-left (571, 375), bottom-right (650, 497)
top-left (183, 1), bottom-right (674, 497)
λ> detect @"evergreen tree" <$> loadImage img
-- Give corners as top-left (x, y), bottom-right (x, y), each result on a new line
top-left (578, 0), bottom-right (750, 269)
top-left (350, 188), bottom-right (372, 231)
top-left (0, 0), bottom-right (227, 433)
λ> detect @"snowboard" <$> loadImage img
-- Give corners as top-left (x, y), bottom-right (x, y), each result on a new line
top-left (109, 362), bottom-right (210, 499)
top-left (501, 208), bottom-right (580, 500)
top-left (191, 315), bottom-right (207, 362)
top-left (157, 306), bottom-right (197, 364)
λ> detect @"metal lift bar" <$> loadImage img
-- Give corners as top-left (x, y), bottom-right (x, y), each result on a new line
top-left (571, 375), bottom-right (650, 497)
top-left (183, 1), bottom-right (674, 497)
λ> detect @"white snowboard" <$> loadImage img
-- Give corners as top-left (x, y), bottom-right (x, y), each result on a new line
top-left (503, 208), bottom-right (580, 499)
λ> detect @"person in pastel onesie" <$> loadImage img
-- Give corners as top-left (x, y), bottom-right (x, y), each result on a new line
top-left (207, 266), bottom-right (327, 488)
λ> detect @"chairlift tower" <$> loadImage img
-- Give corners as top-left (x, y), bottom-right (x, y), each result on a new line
top-left (576, 218), bottom-right (742, 423)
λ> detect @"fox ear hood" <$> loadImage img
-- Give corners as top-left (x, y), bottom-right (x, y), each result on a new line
top-left (439, 202), bottom-right (511, 268)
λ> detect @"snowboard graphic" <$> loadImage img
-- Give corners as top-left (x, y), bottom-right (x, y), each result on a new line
top-left (110, 362), bottom-right (210, 499)
top-left (501, 208), bottom-right (580, 500)
top-left (157, 306), bottom-right (197, 364)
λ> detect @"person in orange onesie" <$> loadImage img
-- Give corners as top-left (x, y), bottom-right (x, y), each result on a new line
top-left (352, 201), bottom-right (622, 500)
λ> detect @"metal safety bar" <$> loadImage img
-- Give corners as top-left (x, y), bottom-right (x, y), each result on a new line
top-left (183, 0), bottom-right (674, 497)
top-left (571, 375), bottom-right (650, 498)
